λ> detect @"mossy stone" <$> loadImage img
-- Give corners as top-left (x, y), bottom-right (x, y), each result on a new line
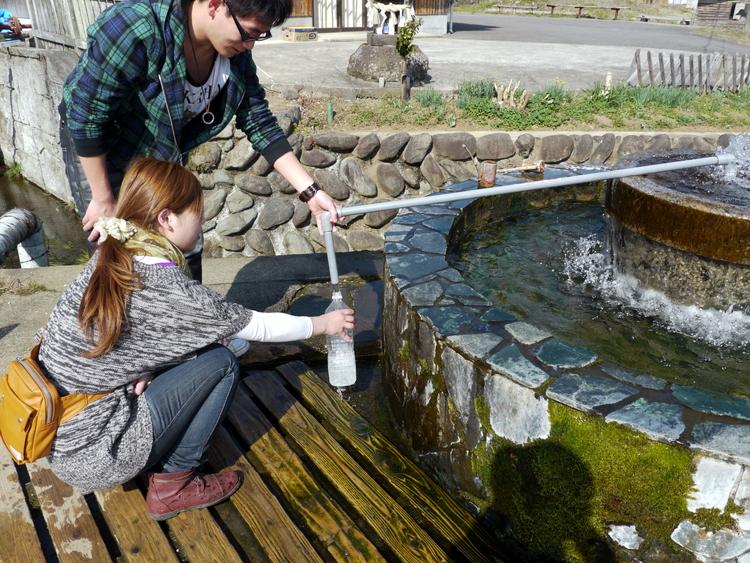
top-left (472, 402), bottom-right (693, 561)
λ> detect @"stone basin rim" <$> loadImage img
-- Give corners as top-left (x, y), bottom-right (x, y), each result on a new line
top-left (383, 169), bottom-right (750, 467)
top-left (609, 151), bottom-right (750, 265)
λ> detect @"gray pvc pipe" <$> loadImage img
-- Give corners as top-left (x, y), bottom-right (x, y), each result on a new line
top-left (336, 154), bottom-right (736, 218)
top-left (0, 208), bottom-right (48, 267)
top-left (322, 213), bottom-right (340, 286)
top-left (320, 153), bottom-right (736, 290)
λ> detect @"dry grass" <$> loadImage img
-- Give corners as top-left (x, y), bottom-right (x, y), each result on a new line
top-left (692, 23), bottom-right (750, 49)
top-left (455, 0), bottom-right (694, 21)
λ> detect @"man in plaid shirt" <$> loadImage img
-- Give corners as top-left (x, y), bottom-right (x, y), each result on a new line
top-left (60, 0), bottom-right (339, 282)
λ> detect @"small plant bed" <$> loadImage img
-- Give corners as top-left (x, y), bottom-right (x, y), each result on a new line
top-left (295, 81), bottom-right (750, 133)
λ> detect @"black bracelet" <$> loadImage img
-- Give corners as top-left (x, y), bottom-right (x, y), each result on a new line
top-left (298, 182), bottom-right (321, 203)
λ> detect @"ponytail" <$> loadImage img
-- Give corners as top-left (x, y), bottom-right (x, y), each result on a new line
top-left (77, 157), bottom-right (202, 357)
top-left (78, 239), bottom-right (142, 358)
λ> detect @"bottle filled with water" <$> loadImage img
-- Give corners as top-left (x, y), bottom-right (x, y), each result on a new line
top-left (326, 290), bottom-right (356, 387)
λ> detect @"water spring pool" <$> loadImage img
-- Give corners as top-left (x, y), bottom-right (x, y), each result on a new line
top-left (450, 192), bottom-right (750, 397)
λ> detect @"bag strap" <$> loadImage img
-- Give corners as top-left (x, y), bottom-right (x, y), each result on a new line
top-left (60, 391), bottom-right (110, 424)
top-left (31, 337), bottom-right (111, 425)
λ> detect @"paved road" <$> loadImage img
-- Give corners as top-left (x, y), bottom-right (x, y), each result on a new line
top-left (451, 14), bottom-right (750, 54)
top-left (252, 16), bottom-right (750, 93)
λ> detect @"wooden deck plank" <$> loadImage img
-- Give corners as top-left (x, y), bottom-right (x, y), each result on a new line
top-left (163, 503), bottom-right (243, 563)
top-left (94, 484), bottom-right (178, 562)
top-left (25, 458), bottom-right (111, 562)
top-left (0, 447), bottom-right (46, 562)
top-left (227, 384), bottom-right (385, 563)
top-left (208, 425), bottom-right (324, 563)
top-left (245, 371), bottom-right (450, 563)
top-left (277, 361), bottom-right (503, 563)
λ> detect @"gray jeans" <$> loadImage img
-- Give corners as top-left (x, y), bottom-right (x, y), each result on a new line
top-left (59, 121), bottom-right (203, 281)
top-left (144, 345), bottom-right (240, 472)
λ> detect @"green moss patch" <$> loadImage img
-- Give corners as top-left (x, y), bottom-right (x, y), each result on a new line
top-left (475, 401), bottom-right (694, 560)
top-left (446, 396), bottom-right (458, 418)
top-left (474, 395), bottom-right (493, 435)
top-left (399, 341), bottom-right (410, 361)
top-left (692, 500), bottom-right (744, 532)
top-left (417, 358), bottom-right (432, 380)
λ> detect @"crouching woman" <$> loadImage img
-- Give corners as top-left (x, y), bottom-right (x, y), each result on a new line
top-left (39, 157), bottom-right (353, 520)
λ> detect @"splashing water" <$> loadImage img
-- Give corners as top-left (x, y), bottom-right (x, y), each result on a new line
top-left (452, 199), bottom-right (750, 393)
top-left (562, 235), bottom-right (750, 349)
top-left (717, 133), bottom-right (750, 186)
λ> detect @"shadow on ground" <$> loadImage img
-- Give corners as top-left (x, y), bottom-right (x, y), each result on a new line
top-left (469, 441), bottom-right (616, 562)
top-left (451, 22), bottom-right (502, 33)
top-left (0, 323), bottom-right (18, 341)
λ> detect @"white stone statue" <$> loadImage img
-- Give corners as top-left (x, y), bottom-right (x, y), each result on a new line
top-left (368, 2), bottom-right (414, 34)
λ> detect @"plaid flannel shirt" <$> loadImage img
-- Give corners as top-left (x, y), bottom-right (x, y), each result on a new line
top-left (61, 0), bottom-right (290, 173)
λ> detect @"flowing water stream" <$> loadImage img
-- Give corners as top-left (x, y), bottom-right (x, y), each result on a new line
top-left (451, 199), bottom-right (750, 396)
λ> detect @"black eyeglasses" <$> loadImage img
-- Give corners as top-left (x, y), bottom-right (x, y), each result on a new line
top-left (226, 2), bottom-right (272, 42)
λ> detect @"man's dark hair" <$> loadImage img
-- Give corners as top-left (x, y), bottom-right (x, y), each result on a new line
top-left (228, 0), bottom-right (293, 27)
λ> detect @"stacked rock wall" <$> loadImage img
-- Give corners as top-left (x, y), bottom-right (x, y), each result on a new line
top-left (193, 125), bottom-right (734, 258)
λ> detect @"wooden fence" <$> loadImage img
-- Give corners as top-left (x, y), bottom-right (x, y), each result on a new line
top-left (627, 49), bottom-right (750, 91)
top-left (9, 0), bottom-right (117, 50)
top-left (415, 0), bottom-right (449, 16)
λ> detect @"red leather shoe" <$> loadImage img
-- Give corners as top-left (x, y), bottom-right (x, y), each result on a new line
top-left (146, 469), bottom-right (243, 521)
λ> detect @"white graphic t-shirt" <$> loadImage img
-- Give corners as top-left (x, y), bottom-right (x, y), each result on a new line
top-left (184, 55), bottom-right (230, 121)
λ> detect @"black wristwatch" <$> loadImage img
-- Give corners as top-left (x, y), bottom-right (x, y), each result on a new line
top-left (298, 181), bottom-right (321, 203)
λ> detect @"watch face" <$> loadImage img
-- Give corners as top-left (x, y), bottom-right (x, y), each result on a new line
top-left (299, 184), bottom-right (319, 202)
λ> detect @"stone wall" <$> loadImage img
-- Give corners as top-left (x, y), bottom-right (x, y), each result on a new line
top-left (194, 128), bottom-right (734, 258)
top-left (0, 47), bottom-right (78, 203)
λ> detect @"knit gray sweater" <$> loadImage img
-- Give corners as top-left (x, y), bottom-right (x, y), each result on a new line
top-left (39, 260), bottom-right (253, 493)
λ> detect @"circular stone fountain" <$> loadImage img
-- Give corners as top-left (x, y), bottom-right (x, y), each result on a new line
top-left (381, 141), bottom-right (750, 560)
top-left (608, 149), bottom-right (750, 311)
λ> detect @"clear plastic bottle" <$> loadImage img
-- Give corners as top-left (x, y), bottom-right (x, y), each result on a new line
top-left (326, 291), bottom-right (356, 387)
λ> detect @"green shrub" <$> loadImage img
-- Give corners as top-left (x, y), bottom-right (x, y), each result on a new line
top-left (644, 86), bottom-right (698, 107)
top-left (414, 88), bottom-right (445, 108)
top-left (631, 87), bottom-right (651, 110)
top-left (676, 113), bottom-right (695, 125)
top-left (460, 97), bottom-right (500, 119)
top-left (457, 79), bottom-right (495, 100)
top-left (396, 18), bottom-right (421, 58)
top-left (535, 83), bottom-right (570, 105)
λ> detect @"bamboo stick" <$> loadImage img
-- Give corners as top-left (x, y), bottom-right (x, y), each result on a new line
top-left (647, 51), bottom-right (655, 86)
top-left (722, 54), bottom-right (728, 91)
top-left (659, 52), bottom-right (666, 85)
top-left (680, 53), bottom-right (685, 87)
top-left (670, 53), bottom-right (676, 86)
top-left (635, 49), bottom-right (643, 87)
